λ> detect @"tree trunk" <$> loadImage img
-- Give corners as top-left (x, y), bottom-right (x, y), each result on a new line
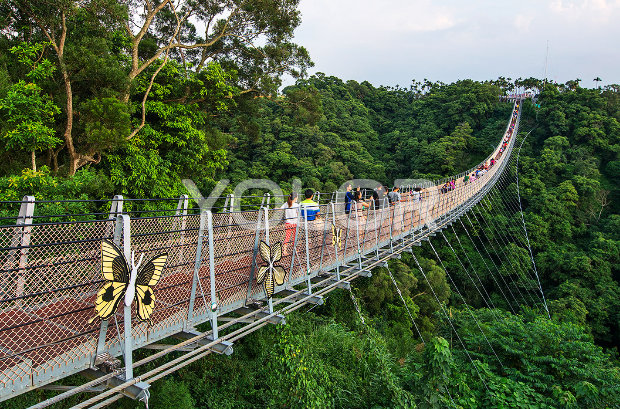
top-left (31, 151), bottom-right (36, 172)
top-left (52, 11), bottom-right (79, 176)
top-left (60, 65), bottom-right (78, 176)
top-left (52, 150), bottom-right (59, 173)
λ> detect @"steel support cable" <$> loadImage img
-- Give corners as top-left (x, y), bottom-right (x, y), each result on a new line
top-left (485, 182), bottom-right (543, 280)
top-left (69, 276), bottom-right (354, 409)
top-left (472, 202), bottom-right (541, 307)
top-left (492, 173), bottom-right (526, 218)
top-left (468, 209), bottom-right (540, 308)
top-left (492, 170), bottom-right (527, 217)
top-left (36, 270), bottom-right (359, 409)
top-left (426, 239), bottom-right (504, 369)
top-left (483, 188), bottom-right (525, 246)
top-left (65, 242), bottom-right (417, 409)
top-left (385, 265), bottom-right (426, 344)
top-left (347, 288), bottom-right (366, 326)
top-left (409, 252), bottom-right (490, 392)
top-left (87, 394), bottom-right (123, 409)
top-left (477, 198), bottom-right (544, 304)
top-left (457, 219), bottom-right (518, 314)
top-left (514, 132), bottom-right (551, 319)
top-left (473, 199), bottom-right (527, 281)
top-left (477, 198), bottom-right (539, 288)
top-left (482, 189), bottom-right (543, 297)
top-left (21, 111), bottom-right (518, 407)
top-left (440, 231), bottom-right (502, 321)
top-left (480, 186), bottom-right (545, 296)
top-left (488, 172), bottom-right (520, 217)
top-left (463, 213), bottom-right (528, 309)
top-left (449, 224), bottom-right (500, 312)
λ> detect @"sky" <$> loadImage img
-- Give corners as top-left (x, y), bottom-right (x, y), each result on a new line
top-left (282, 0), bottom-right (620, 89)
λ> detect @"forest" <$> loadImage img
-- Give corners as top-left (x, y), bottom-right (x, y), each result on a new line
top-left (1, 1), bottom-right (620, 408)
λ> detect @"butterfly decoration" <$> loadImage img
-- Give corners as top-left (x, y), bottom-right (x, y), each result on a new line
top-left (90, 239), bottom-right (168, 324)
top-left (256, 241), bottom-right (286, 298)
top-left (331, 223), bottom-right (342, 250)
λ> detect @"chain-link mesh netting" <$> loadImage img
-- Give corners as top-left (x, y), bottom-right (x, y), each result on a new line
top-left (0, 103), bottom-right (520, 395)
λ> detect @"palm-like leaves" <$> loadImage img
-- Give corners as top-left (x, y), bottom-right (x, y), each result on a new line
top-left (257, 241), bottom-right (286, 298)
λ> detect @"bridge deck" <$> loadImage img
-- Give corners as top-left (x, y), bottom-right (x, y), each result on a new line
top-left (0, 102), bottom-right (522, 402)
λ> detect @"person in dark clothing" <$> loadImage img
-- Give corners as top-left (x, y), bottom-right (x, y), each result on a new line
top-left (344, 183), bottom-right (355, 214)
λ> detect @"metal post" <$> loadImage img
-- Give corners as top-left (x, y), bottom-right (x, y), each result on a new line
top-left (207, 211), bottom-right (219, 339)
top-left (109, 195), bottom-right (124, 219)
top-left (223, 194), bottom-right (230, 212)
top-left (118, 214), bottom-right (133, 381)
top-left (187, 211), bottom-right (206, 322)
top-left (264, 207), bottom-right (273, 313)
top-left (175, 195), bottom-right (189, 263)
top-left (224, 193), bottom-right (234, 258)
top-left (260, 193), bottom-right (271, 209)
top-left (389, 201), bottom-right (394, 253)
top-left (303, 204), bottom-right (311, 293)
top-left (331, 202), bottom-right (341, 280)
top-left (288, 205), bottom-right (302, 278)
top-left (318, 203), bottom-right (331, 271)
top-left (355, 204), bottom-right (362, 269)
top-left (93, 215), bottom-right (125, 367)
top-left (342, 201), bottom-right (354, 264)
top-left (245, 210), bottom-right (264, 304)
top-left (103, 195), bottom-right (123, 241)
top-left (376, 198), bottom-right (387, 259)
top-left (360, 204), bottom-right (370, 260)
top-left (14, 195), bottom-right (35, 299)
top-left (373, 200), bottom-right (379, 259)
top-left (398, 199), bottom-right (406, 245)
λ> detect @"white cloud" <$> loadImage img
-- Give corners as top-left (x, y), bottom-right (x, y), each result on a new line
top-left (549, 0), bottom-right (620, 22)
top-left (514, 14), bottom-right (534, 31)
top-left (284, 0), bottom-right (620, 89)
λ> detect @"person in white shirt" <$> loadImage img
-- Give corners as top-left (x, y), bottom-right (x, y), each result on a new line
top-left (280, 192), bottom-right (299, 255)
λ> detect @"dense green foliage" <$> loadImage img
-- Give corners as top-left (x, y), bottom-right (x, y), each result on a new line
top-left (1, 3), bottom-right (619, 407)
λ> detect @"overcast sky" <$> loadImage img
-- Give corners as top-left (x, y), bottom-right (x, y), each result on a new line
top-left (283, 0), bottom-right (620, 89)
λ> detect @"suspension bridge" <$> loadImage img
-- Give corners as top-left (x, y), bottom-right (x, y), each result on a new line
top-left (0, 99), bottom-right (547, 407)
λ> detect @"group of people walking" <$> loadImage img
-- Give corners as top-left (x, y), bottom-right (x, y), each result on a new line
top-left (277, 101), bottom-right (520, 254)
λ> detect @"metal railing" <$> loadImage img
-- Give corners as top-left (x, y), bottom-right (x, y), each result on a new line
top-left (0, 101), bottom-right (523, 402)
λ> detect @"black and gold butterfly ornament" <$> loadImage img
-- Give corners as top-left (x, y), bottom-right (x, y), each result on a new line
top-left (331, 223), bottom-right (342, 250)
top-left (256, 241), bottom-right (286, 298)
top-left (90, 239), bottom-right (168, 323)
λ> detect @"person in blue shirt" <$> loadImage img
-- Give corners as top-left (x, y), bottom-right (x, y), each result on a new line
top-left (344, 184), bottom-right (355, 214)
top-left (301, 189), bottom-right (321, 221)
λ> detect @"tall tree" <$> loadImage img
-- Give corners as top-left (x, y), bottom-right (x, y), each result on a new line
top-left (3, 0), bottom-right (312, 175)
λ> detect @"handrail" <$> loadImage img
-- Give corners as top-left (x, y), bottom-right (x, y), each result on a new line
top-left (0, 100), bottom-right (526, 404)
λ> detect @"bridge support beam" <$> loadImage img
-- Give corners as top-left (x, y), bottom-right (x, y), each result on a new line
top-left (81, 368), bottom-right (150, 402)
top-left (278, 289), bottom-right (324, 305)
top-left (228, 307), bottom-right (286, 325)
top-left (345, 266), bottom-right (373, 277)
top-left (174, 330), bottom-right (234, 356)
top-left (313, 276), bottom-right (351, 290)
